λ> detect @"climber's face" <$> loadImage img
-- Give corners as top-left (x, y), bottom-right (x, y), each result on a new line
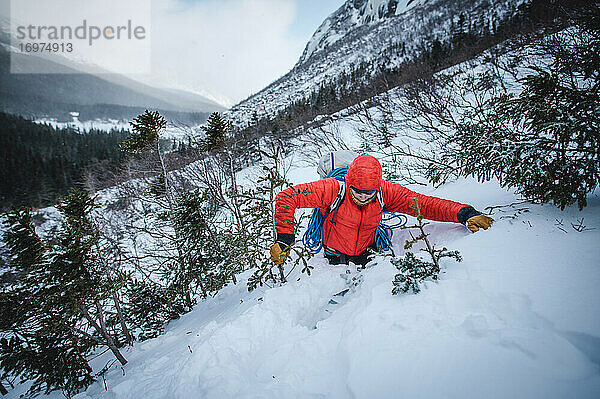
top-left (346, 155), bottom-right (382, 206)
top-left (350, 187), bottom-right (377, 205)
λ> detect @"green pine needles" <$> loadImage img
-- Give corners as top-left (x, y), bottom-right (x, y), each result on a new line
top-left (392, 198), bottom-right (461, 295)
top-left (428, 7), bottom-right (600, 210)
top-left (1, 189), bottom-right (130, 398)
top-left (119, 110), bottom-right (166, 153)
top-left (198, 112), bottom-right (229, 152)
top-left (245, 143), bottom-right (313, 291)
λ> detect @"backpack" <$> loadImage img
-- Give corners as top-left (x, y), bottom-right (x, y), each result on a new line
top-left (302, 151), bottom-right (405, 255)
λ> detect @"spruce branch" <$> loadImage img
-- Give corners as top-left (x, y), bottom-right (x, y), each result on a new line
top-left (392, 198), bottom-right (461, 295)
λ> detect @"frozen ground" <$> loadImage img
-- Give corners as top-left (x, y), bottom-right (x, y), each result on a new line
top-left (16, 174), bottom-right (592, 399)
top-left (34, 117), bottom-right (203, 145)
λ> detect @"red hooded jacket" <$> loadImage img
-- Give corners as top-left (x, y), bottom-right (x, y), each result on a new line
top-left (274, 155), bottom-right (471, 256)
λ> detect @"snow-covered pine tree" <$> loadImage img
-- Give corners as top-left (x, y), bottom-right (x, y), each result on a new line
top-left (53, 189), bottom-right (129, 366)
top-left (246, 142), bottom-right (313, 291)
top-left (0, 190), bottom-right (130, 398)
top-left (116, 110), bottom-right (237, 330)
top-left (0, 208), bottom-right (94, 398)
top-left (120, 109), bottom-right (174, 207)
top-left (171, 189), bottom-right (234, 298)
top-left (429, 4), bottom-right (600, 210)
top-left (199, 112), bottom-right (229, 153)
top-left (123, 278), bottom-right (186, 341)
top-left (119, 110), bottom-right (200, 312)
top-left (114, 110), bottom-right (191, 336)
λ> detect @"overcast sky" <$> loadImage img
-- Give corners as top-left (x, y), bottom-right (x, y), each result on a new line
top-left (148, 0), bottom-right (346, 107)
top-left (2, 0), bottom-right (346, 107)
top-left (152, 0), bottom-right (344, 108)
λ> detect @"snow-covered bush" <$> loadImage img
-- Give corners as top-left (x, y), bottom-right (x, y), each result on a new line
top-left (123, 278), bottom-right (186, 341)
top-left (430, 8), bottom-right (600, 210)
top-left (360, 5), bottom-right (599, 210)
top-left (243, 142), bottom-right (314, 291)
top-left (392, 252), bottom-right (438, 295)
top-left (392, 198), bottom-right (461, 295)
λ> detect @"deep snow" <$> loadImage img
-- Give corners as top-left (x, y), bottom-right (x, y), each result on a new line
top-left (7, 108), bottom-right (599, 397)
top-left (6, 138), bottom-right (599, 398)
top-left (49, 173), bottom-right (598, 399)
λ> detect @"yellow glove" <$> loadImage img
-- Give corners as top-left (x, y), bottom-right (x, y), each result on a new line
top-left (270, 242), bottom-right (290, 265)
top-left (466, 214), bottom-right (494, 232)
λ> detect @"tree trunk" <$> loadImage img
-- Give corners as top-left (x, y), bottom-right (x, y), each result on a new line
top-left (278, 265), bottom-right (287, 283)
top-left (156, 139), bottom-right (174, 210)
top-left (81, 303), bottom-right (128, 366)
top-left (95, 301), bottom-right (128, 365)
top-left (112, 292), bottom-right (134, 345)
top-left (0, 381), bottom-right (9, 396)
top-left (186, 290), bottom-right (193, 309)
top-left (418, 222), bottom-right (439, 271)
top-left (198, 278), bottom-right (207, 299)
top-left (226, 150), bottom-right (245, 231)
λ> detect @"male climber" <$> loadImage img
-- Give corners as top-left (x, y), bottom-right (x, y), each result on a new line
top-left (270, 155), bottom-right (493, 266)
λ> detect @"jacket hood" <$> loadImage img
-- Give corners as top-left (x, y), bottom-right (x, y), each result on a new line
top-left (346, 155), bottom-right (382, 191)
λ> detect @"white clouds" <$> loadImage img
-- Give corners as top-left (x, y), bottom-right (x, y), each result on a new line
top-left (0, 0), bottom-right (335, 107)
top-left (146, 0), bottom-right (306, 106)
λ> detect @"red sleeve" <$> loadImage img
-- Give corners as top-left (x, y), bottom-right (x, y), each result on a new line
top-left (381, 180), bottom-right (469, 223)
top-left (274, 178), bottom-right (340, 235)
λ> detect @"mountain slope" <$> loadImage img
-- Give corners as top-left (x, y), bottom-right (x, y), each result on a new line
top-left (228, 0), bottom-right (527, 127)
top-left (15, 164), bottom-right (599, 399)
top-left (4, 13), bottom-right (600, 397)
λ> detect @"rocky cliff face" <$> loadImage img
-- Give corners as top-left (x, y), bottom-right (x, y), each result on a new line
top-left (298, 0), bottom-right (430, 65)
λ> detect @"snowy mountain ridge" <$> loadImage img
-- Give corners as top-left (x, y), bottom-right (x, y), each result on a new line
top-left (299, 0), bottom-right (429, 65)
top-left (0, 17), bottom-right (224, 121)
top-left (228, 0), bottom-right (527, 128)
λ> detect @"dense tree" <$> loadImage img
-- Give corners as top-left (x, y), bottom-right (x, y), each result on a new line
top-left (0, 190), bottom-right (129, 398)
top-left (0, 112), bottom-right (128, 209)
top-left (198, 112), bottom-right (229, 152)
top-left (430, 5), bottom-right (600, 209)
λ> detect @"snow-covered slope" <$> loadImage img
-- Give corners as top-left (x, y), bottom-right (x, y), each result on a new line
top-left (5, 35), bottom-right (600, 399)
top-left (4, 5), bottom-right (599, 397)
top-left (228, 0), bottom-right (527, 127)
top-left (38, 172), bottom-right (599, 399)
